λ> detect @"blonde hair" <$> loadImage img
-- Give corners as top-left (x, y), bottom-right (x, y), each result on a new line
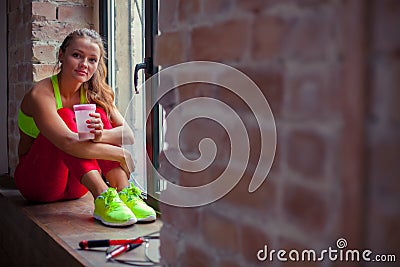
top-left (57, 28), bottom-right (115, 118)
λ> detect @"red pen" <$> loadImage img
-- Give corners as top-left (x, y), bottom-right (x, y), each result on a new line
top-left (105, 241), bottom-right (143, 260)
top-left (79, 237), bottom-right (144, 249)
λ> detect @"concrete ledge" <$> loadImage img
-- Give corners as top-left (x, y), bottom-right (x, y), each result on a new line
top-left (0, 175), bottom-right (162, 267)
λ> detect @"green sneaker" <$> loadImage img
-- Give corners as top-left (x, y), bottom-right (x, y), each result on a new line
top-left (94, 187), bottom-right (137, 226)
top-left (119, 183), bottom-right (156, 222)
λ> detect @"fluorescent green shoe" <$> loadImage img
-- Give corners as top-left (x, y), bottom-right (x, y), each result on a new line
top-left (94, 187), bottom-right (137, 227)
top-left (119, 183), bottom-right (156, 222)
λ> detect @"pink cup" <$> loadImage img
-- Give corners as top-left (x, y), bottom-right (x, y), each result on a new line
top-left (73, 104), bottom-right (96, 140)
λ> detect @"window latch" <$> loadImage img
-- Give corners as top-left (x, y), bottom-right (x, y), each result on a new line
top-left (134, 57), bottom-right (152, 94)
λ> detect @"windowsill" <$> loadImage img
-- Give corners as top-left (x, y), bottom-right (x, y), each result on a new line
top-left (0, 175), bottom-right (162, 267)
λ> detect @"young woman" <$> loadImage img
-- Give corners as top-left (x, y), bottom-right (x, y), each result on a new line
top-left (15, 28), bottom-right (155, 227)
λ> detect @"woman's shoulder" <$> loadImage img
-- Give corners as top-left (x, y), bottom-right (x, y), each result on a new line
top-left (31, 77), bottom-right (53, 94)
top-left (25, 77), bottom-right (54, 101)
top-left (21, 77), bottom-right (55, 113)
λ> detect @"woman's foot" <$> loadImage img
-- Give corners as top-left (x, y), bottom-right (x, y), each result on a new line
top-left (119, 182), bottom-right (157, 222)
top-left (93, 187), bottom-right (137, 226)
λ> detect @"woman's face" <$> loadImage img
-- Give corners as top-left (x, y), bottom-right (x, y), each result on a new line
top-left (59, 37), bottom-right (101, 83)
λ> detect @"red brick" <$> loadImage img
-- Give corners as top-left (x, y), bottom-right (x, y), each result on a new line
top-left (239, 0), bottom-right (333, 14)
top-left (8, 0), bottom-right (21, 12)
top-left (284, 13), bottom-right (335, 61)
top-left (369, 61), bottom-right (400, 125)
top-left (24, 43), bottom-right (33, 62)
top-left (282, 182), bottom-right (328, 233)
top-left (201, 210), bottom-right (240, 254)
top-left (204, 0), bottom-right (234, 16)
top-left (157, 150), bottom-right (181, 184)
top-left (157, 74), bottom-right (178, 113)
top-left (292, 0), bottom-right (336, 7)
top-left (14, 83), bottom-right (25, 102)
top-left (218, 259), bottom-right (243, 267)
top-left (178, 167), bottom-right (224, 188)
top-left (284, 65), bottom-right (339, 120)
top-left (17, 64), bottom-right (29, 83)
top-left (15, 82), bottom-right (30, 100)
top-left (8, 119), bottom-right (17, 139)
top-left (168, 110), bottom-right (229, 174)
top-left (368, 133), bottom-right (400, 196)
top-left (22, 3), bottom-right (32, 25)
top-left (191, 19), bottom-right (251, 62)
top-left (366, 205), bottom-right (400, 258)
top-left (159, 202), bottom-right (201, 233)
top-left (32, 43), bottom-right (57, 63)
top-left (215, 86), bottom-right (250, 114)
top-left (57, 6), bottom-right (93, 24)
top-left (239, 221), bottom-right (274, 264)
top-left (8, 10), bottom-right (22, 28)
top-left (177, 117), bottom-right (229, 162)
top-left (252, 15), bottom-right (288, 60)
top-left (268, 139), bottom-right (281, 174)
top-left (33, 64), bottom-right (57, 82)
top-left (221, 174), bottom-right (277, 215)
top-left (14, 46), bottom-right (25, 65)
top-left (371, 0), bottom-right (400, 52)
top-left (32, 23), bottom-right (80, 42)
top-left (178, 0), bottom-right (200, 24)
top-left (177, 82), bottom-right (217, 102)
top-left (158, 0), bottom-right (178, 32)
top-left (57, 0), bottom-right (92, 5)
top-left (287, 130), bottom-right (326, 179)
top-left (237, 0), bottom-right (269, 13)
top-left (178, 243), bottom-right (216, 267)
top-left (17, 63), bottom-right (28, 83)
top-left (238, 65), bottom-right (284, 117)
top-left (215, 67), bottom-right (280, 128)
top-left (32, 2), bottom-right (57, 21)
top-left (16, 24), bottom-right (32, 45)
top-left (159, 225), bottom-right (180, 266)
top-left (25, 82), bottom-right (34, 93)
top-left (154, 31), bottom-right (187, 66)
top-left (9, 66), bottom-right (18, 83)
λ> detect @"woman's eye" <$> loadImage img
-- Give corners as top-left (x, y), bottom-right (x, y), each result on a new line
top-left (89, 58), bottom-right (97, 63)
top-left (72, 53), bottom-right (81, 58)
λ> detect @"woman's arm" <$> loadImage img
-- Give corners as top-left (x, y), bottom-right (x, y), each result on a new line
top-left (29, 82), bottom-right (130, 166)
top-left (89, 106), bottom-right (135, 146)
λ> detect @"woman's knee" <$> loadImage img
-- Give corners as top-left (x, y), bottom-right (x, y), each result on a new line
top-left (57, 108), bottom-right (78, 131)
top-left (57, 107), bottom-right (75, 118)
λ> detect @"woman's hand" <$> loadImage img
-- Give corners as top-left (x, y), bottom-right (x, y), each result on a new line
top-left (87, 112), bottom-right (104, 142)
top-left (119, 148), bottom-right (135, 176)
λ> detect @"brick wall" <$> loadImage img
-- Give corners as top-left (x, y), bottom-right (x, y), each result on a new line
top-left (6, 0), bottom-right (399, 266)
top-left (366, 0), bottom-right (400, 259)
top-left (156, 1), bottom-right (400, 267)
top-left (7, 0), bottom-right (94, 174)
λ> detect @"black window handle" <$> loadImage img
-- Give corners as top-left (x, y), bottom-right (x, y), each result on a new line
top-left (134, 57), bottom-right (152, 94)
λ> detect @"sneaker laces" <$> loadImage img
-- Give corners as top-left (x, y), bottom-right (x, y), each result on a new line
top-left (126, 184), bottom-right (146, 202)
top-left (103, 188), bottom-right (123, 208)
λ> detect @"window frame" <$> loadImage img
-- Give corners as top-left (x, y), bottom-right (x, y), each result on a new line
top-left (100, 0), bottom-right (160, 211)
top-left (0, 0), bottom-right (8, 175)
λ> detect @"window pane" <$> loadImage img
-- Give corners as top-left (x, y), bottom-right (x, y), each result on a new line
top-left (112, 0), bottom-right (147, 192)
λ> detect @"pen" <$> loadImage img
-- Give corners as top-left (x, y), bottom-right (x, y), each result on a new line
top-left (105, 242), bottom-right (143, 260)
top-left (79, 237), bottom-right (144, 249)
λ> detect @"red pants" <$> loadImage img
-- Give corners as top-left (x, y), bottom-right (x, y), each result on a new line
top-left (14, 107), bottom-right (120, 202)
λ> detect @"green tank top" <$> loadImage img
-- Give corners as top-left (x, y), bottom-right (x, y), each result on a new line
top-left (18, 75), bottom-right (87, 138)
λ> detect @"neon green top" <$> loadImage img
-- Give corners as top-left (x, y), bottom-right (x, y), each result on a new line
top-left (18, 75), bottom-right (87, 138)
